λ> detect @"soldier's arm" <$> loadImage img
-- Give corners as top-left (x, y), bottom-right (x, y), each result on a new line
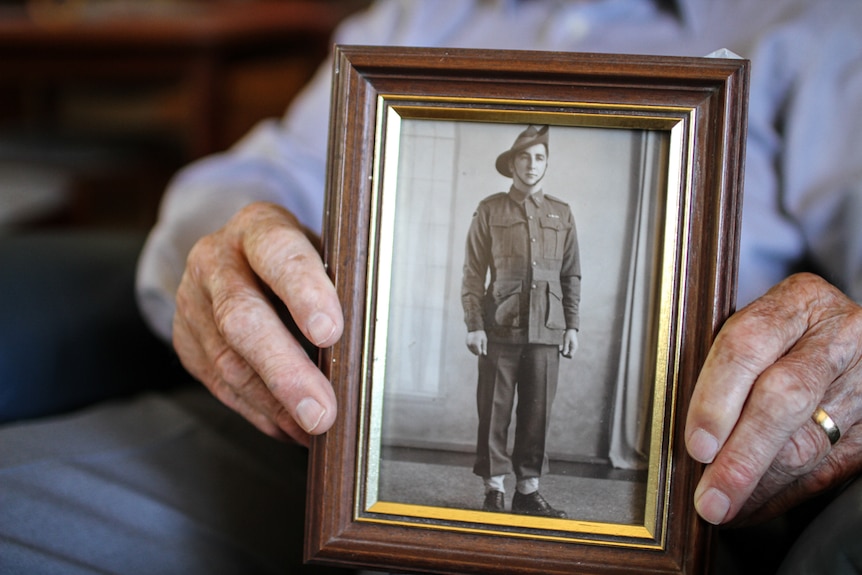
top-left (560, 207), bottom-right (581, 331)
top-left (461, 205), bottom-right (490, 332)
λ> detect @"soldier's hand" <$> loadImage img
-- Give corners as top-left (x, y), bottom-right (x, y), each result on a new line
top-left (466, 330), bottom-right (488, 356)
top-left (172, 201), bottom-right (343, 446)
top-left (561, 329), bottom-right (579, 358)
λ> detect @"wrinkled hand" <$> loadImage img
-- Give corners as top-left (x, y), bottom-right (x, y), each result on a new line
top-left (466, 330), bottom-right (487, 356)
top-left (686, 273), bottom-right (862, 526)
top-left (172, 201), bottom-right (344, 446)
top-left (561, 328), bottom-right (579, 358)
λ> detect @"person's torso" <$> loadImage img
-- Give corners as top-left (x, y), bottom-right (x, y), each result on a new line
top-left (477, 191), bottom-right (573, 344)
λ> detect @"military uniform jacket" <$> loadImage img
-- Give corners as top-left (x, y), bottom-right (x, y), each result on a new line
top-left (461, 188), bottom-right (581, 346)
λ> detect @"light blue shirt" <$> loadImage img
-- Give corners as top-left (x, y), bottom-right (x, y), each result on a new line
top-left (136, 0), bottom-right (862, 342)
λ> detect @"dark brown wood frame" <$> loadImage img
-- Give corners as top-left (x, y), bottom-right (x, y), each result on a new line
top-left (306, 45), bottom-right (749, 575)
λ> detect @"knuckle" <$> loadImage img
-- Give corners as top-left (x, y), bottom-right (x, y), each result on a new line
top-left (813, 453), bottom-right (849, 491)
top-left (785, 271), bottom-right (827, 292)
top-left (269, 241), bottom-right (323, 292)
top-left (174, 278), bottom-right (192, 311)
top-left (211, 288), bottom-right (265, 347)
top-left (714, 451), bottom-right (764, 495)
top-left (212, 345), bottom-right (255, 387)
top-left (186, 233), bottom-right (220, 274)
top-left (775, 428), bottom-right (824, 475)
top-left (236, 201), bottom-right (297, 229)
top-left (174, 275), bottom-right (201, 321)
top-left (756, 366), bottom-right (818, 419)
top-left (778, 272), bottom-right (838, 305)
top-left (182, 233), bottom-right (234, 302)
top-left (828, 307), bottom-right (862, 367)
top-left (264, 356), bottom-right (319, 398)
top-left (232, 202), bottom-right (270, 231)
top-left (710, 318), bottom-right (777, 377)
top-left (206, 374), bottom-right (239, 405)
top-left (244, 209), bottom-right (305, 256)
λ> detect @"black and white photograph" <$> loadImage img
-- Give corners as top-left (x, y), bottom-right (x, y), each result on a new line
top-left (366, 117), bottom-right (669, 527)
top-left (308, 45), bottom-right (747, 575)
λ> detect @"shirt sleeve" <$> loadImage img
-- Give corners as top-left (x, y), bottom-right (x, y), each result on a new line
top-left (737, 1), bottom-right (862, 306)
top-left (461, 205), bottom-right (490, 333)
top-left (560, 206), bottom-right (581, 331)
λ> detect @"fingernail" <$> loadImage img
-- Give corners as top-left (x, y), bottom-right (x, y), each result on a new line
top-left (307, 313), bottom-right (336, 346)
top-left (695, 486), bottom-right (730, 525)
top-left (296, 397), bottom-right (325, 433)
top-left (688, 428), bottom-right (719, 463)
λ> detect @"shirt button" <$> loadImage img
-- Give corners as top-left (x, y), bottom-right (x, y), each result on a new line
top-left (531, 283), bottom-right (537, 289)
top-left (532, 261), bottom-right (537, 266)
top-left (531, 237), bottom-right (536, 242)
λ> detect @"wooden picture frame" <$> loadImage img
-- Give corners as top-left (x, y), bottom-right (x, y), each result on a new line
top-left (306, 45), bottom-right (749, 575)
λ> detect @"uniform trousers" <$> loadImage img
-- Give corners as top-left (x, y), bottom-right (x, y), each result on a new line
top-left (473, 342), bottom-right (559, 481)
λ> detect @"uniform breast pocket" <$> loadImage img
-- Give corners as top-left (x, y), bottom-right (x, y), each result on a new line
top-left (540, 216), bottom-right (572, 260)
top-left (490, 215), bottom-right (528, 258)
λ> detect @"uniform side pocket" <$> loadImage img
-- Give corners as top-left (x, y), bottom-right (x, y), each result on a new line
top-left (545, 281), bottom-right (566, 329)
top-left (491, 280), bottom-right (523, 327)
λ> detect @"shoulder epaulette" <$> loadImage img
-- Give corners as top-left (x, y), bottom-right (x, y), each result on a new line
top-left (478, 191), bottom-right (509, 206)
top-left (544, 194), bottom-right (570, 207)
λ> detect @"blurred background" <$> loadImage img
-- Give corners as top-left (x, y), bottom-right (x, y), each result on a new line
top-left (0, 0), bottom-right (367, 231)
top-left (0, 0), bottom-right (368, 423)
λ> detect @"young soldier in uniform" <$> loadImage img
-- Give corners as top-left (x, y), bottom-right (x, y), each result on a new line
top-left (461, 125), bottom-right (581, 517)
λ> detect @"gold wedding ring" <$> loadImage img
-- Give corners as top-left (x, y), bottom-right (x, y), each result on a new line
top-left (812, 406), bottom-right (841, 446)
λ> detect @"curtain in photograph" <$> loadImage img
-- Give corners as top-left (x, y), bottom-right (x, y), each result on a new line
top-left (608, 131), bottom-right (660, 470)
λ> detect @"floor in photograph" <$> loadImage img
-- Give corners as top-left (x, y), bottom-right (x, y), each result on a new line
top-left (376, 447), bottom-right (648, 525)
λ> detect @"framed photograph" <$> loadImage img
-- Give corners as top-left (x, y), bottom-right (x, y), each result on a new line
top-left (306, 45), bottom-right (749, 575)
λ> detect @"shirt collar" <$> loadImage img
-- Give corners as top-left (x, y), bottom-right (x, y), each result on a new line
top-left (508, 186), bottom-right (545, 205)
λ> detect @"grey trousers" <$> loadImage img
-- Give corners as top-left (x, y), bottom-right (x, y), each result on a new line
top-left (0, 231), bottom-right (353, 574)
top-left (712, 478), bottom-right (862, 574)
top-left (473, 343), bottom-right (559, 480)
top-left (0, 387), bottom-right (355, 575)
top-left (775, 477), bottom-right (862, 574)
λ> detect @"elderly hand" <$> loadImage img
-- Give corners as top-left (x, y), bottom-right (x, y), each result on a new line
top-left (172, 201), bottom-right (344, 446)
top-left (686, 273), bottom-right (862, 525)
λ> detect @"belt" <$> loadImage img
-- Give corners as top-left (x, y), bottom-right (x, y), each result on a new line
top-left (494, 268), bottom-right (560, 283)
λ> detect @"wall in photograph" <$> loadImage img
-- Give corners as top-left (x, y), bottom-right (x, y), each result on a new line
top-left (380, 119), bottom-right (659, 468)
